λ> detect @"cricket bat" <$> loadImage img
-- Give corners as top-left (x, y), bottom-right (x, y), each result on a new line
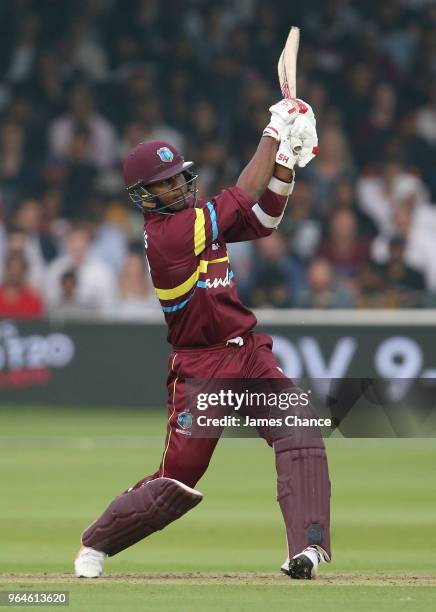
top-left (277, 26), bottom-right (302, 152)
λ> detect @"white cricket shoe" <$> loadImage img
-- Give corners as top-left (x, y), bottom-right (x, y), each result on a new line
top-left (74, 545), bottom-right (107, 578)
top-left (281, 546), bottom-right (323, 580)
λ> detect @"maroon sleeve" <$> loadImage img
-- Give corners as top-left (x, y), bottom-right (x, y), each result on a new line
top-left (222, 188), bottom-right (289, 243)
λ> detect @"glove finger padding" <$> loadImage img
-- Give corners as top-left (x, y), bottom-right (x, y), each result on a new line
top-left (264, 98), bottom-right (301, 141)
top-left (273, 102), bottom-right (319, 169)
top-left (289, 135), bottom-right (303, 153)
top-left (288, 115), bottom-right (318, 168)
top-left (295, 99), bottom-right (316, 126)
top-left (296, 146), bottom-right (317, 168)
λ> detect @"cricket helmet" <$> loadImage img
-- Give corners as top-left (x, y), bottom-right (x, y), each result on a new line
top-left (124, 140), bottom-right (198, 214)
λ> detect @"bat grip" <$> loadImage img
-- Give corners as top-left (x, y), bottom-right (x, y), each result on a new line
top-left (291, 138), bottom-right (302, 154)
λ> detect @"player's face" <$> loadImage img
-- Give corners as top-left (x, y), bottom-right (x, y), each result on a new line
top-left (147, 172), bottom-right (189, 211)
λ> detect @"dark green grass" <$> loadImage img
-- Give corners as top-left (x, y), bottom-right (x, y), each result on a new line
top-left (0, 406), bottom-right (435, 610)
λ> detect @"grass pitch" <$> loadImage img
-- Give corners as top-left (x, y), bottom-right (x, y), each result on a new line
top-left (0, 406), bottom-right (435, 611)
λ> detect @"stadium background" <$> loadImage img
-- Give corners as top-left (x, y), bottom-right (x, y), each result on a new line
top-left (0, 1), bottom-right (435, 610)
top-left (0, 0), bottom-right (435, 312)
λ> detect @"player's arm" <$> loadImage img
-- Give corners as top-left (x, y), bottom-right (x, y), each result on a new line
top-left (234, 139), bottom-right (295, 241)
top-left (236, 98), bottom-right (301, 201)
top-left (225, 101), bottom-right (318, 242)
top-left (161, 100), bottom-right (317, 260)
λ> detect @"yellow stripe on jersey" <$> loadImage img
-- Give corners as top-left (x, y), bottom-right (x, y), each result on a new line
top-left (194, 208), bottom-right (206, 255)
top-left (154, 256), bottom-right (229, 300)
top-left (155, 267), bottom-right (200, 300)
top-left (208, 256), bottom-right (228, 265)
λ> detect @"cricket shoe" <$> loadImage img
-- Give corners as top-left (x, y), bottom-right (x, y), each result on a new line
top-left (281, 546), bottom-right (323, 580)
top-left (74, 545), bottom-right (107, 578)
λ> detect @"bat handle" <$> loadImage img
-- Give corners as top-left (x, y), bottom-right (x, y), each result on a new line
top-left (291, 137), bottom-right (302, 154)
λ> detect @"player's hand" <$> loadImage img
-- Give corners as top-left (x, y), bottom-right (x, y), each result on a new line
top-left (291, 113), bottom-right (319, 167)
top-left (275, 116), bottom-right (319, 169)
top-left (263, 98), bottom-right (314, 141)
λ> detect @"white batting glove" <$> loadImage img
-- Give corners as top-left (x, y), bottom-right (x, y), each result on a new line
top-left (276, 137), bottom-right (298, 169)
top-left (291, 114), bottom-right (319, 168)
top-left (263, 98), bottom-right (300, 141)
top-left (275, 116), bottom-right (319, 169)
top-left (264, 98), bottom-right (315, 141)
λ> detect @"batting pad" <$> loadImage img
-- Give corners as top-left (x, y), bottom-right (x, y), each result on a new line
top-left (81, 477), bottom-right (203, 556)
top-left (274, 436), bottom-right (331, 561)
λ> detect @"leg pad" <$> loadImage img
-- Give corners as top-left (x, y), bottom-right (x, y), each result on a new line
top-left (274, 436), bottom-right (331, 561)
top-left (82, 477), bottom-right (203, 556)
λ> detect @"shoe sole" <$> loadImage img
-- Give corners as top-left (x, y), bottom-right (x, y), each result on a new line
top-left (76, 573), bottom-right (101, 578)
top-left (286, 554), bottom-right (314, 580)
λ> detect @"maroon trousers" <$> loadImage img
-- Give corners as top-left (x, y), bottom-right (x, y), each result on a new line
top-left (128, 331), bottom-right (331, 561)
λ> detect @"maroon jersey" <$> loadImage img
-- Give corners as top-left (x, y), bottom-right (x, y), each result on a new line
top-left (144, 185), bottom-right (288, 348)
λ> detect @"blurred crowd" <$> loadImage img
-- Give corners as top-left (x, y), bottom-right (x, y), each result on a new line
top-left (0, 0), bottom-right (435, 319)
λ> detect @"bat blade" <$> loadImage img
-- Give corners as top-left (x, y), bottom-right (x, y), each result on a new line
top-left (277, 26), bottom-right (301, 152)
top-left (277, 26), bottom-right (300, 99)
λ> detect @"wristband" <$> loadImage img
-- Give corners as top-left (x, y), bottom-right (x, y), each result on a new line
top-left (268, 175), bottom-right (295, 196)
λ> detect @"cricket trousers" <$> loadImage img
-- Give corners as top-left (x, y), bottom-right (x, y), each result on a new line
top-left (128, 331), bottom-right (332, 561)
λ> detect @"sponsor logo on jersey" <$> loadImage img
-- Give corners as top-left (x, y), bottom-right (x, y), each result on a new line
top-left (157, 147), bottom-right (174, 162)
top-left (211, 242), bottom-right (220, 250)
top-left (202, 268), bottom-right (233, 290)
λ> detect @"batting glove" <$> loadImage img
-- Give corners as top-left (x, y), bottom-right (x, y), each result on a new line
top-left (263, 97), bottom-right (314, 141)
top-left (275, 116), bottom-right (319, 170)
top-left (291, 113), bottom-right (319, 167)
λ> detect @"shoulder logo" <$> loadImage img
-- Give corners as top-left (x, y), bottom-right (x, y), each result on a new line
top-left (157, 147), bottom-right (174, 162)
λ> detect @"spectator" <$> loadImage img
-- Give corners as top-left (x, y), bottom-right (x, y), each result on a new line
top-left (415, 83), bottom-right (436, 147)
top-left (356, 262), bottom-right (401, 309)
top-left (357, 162), bottom-right (431, 236)
top-left (371, 202), bottom-right (436, 291)
top-left (317, 208), bottom-right (370, 292)
top-left (14, 198), bottom-right (58, 264)
top-left (60, 123), bottom-right (99, 218)
top-left (1, 224), bottom-right (45, 291)
top-left (356, 82), bottom-right (398, 163)
top-left (397, 113), bottom-right (436, 197)
top-left (48, 83), bottom-right (118, 169)
top-left (50, 269), bottom-right (95, 318)
top-left (46, 224), bottom-right (117, 313)
top-left (250, 233), bottom-right (306, 308)
top-left (0, 122), bottom-right (32, 212)
top-left (66, 13), bottom-right (109, 82)
top-left (0, 252), bottom-right (44, 319)
top-left (380, 236), bottom-right (426, 307)
top-left (90, 203), bottom-right (129, 275)
top-left (332, 178), bottom-right (378, 238)
top-left (5, 13), bottom-right (40, 84)
top-left (302, 126), bottom-right (355, 214)
top-left (106, 252), bottom-right (160, 319)
top-left (393, 175), bottom-right (436, 236)
top-left (279, 180), bottom-right (321, 261)
top-left (135, 96), bottom-right (184, 152)
top-left (295, 258), bottom-right (355, 309)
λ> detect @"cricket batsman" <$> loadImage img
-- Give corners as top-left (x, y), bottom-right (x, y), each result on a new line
top-left (74, 98), bottom-right (331, 580)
